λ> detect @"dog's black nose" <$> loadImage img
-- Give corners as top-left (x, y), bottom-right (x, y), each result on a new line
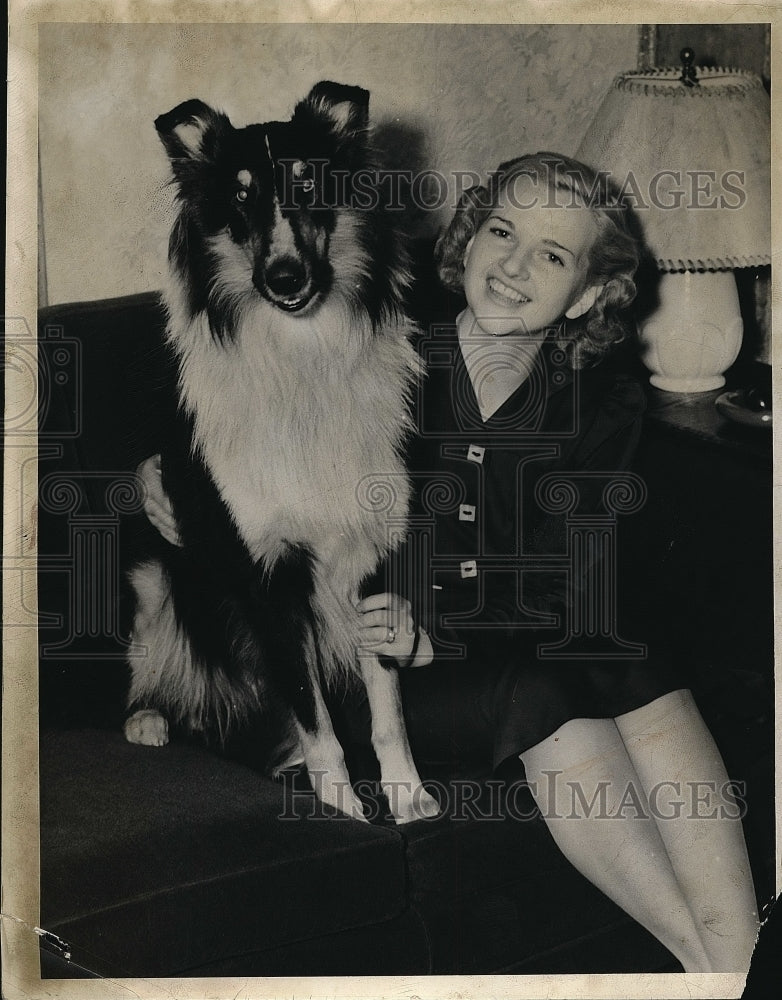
top-left (264, 257), bottom-right (308, 299)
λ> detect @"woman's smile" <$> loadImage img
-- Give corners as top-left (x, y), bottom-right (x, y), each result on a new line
top-left (486, 276), bottom-right (531, 306)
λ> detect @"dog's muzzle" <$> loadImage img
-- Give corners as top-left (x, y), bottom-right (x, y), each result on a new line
top-left (257, 255), bottom-right (316, 312)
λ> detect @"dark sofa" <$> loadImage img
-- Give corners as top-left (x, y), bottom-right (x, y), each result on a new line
top-left (37, 267), bottom-right (774, 979)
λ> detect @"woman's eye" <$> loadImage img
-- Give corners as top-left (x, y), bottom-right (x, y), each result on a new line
top-left (235, 188), bottom-right (249, 204)
top-left (545, 252), bottom-right (565, 266)
top-left (489, 226), bottom-right (510, 239)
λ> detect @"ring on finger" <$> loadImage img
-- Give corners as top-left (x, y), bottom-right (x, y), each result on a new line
top-left (387, 626), bottom-right (396, 644)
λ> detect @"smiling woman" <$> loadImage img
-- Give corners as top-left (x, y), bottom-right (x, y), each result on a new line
top-left (377, 150), bottom-right (759, 973)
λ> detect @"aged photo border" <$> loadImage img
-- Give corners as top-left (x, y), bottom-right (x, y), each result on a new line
top-left (4, 1), bottom-right (779, 998)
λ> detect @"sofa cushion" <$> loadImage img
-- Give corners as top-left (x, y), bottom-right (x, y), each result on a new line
top-left (40, 728), bottom-right (409, 977)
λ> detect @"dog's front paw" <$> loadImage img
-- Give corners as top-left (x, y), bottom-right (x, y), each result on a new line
top-left (385, 782), bottom-right (440, 825)
top-left (124, 709), bottom-right (169, 747)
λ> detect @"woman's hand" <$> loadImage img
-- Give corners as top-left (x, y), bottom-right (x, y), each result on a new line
top-left (137, 455), bottom-right (182, 547)
top-left (356, 593), bottom-right (434, 667)
top-left (136, 463), bottom-right (435, 668)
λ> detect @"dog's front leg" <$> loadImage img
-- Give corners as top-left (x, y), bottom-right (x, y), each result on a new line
top-left (259, 546), bottom-right (367, 822)
top-left (359, 656), bottom-right (440, 824)
top-left (294, 677), bottom-right (367, 823)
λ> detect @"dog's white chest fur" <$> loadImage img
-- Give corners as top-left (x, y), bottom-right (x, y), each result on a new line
top-left (174, 302), bottom-right (416, 576)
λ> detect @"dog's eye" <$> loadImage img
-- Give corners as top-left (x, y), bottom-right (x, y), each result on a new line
top-left (301, 178), bottom-right (315, 194)
top-left (235, 189), bottom-right (249, 204)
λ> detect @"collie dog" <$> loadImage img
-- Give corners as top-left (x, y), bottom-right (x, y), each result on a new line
top-left (124, 81), bottom-right (438, 823)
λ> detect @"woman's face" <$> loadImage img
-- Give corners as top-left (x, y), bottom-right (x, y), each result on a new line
top-left (462, 175), bottom-right (603, 338)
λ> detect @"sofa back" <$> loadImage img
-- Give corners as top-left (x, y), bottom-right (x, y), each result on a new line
top-left (38, 292), bottom-right (172, 726)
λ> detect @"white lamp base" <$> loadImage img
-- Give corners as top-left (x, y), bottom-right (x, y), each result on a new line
top-left (638, 272), bottom-right (743, 393)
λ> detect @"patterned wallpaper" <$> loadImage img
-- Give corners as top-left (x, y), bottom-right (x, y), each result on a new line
top-left (38, 22), bottom-right (638, 304)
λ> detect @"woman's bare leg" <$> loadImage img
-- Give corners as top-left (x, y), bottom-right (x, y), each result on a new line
top-left (615, 689), bottom-right (758, 972)
top-left (521, 716), bottom-right (714, 972)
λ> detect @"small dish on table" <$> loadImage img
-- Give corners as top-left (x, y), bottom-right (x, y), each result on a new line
top-left (715, 388), bottom-right (772, 429)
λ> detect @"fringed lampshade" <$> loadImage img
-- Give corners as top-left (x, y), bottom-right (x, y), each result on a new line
top-left (577, 55), bottom-right (770, 392)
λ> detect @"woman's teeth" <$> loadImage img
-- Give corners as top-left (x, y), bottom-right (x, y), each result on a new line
top-left (488, 278), bottom-right (529, 303)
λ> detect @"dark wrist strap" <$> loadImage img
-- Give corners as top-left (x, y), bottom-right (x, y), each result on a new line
top-left (404, 627), bottom-right (422, 667)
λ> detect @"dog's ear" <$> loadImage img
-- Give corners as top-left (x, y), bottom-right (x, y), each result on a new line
top-left (155, 99), bottom-right (231, 163)
top-left (297, 81), bottom-right (370, 140)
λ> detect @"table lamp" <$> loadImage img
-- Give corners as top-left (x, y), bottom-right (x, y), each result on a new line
top-left (577, 50), bottom-right (770, 393)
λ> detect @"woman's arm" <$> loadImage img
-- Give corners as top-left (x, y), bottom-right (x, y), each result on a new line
top-left (137, 454), bottom-right (182, 547)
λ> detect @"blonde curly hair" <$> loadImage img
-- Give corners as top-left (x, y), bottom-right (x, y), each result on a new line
top-left (435, 152), bottom-right (640, 365)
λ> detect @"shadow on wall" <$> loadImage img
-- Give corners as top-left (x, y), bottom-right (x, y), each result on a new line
top-left (373, 117), bottom-right (433, 239)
